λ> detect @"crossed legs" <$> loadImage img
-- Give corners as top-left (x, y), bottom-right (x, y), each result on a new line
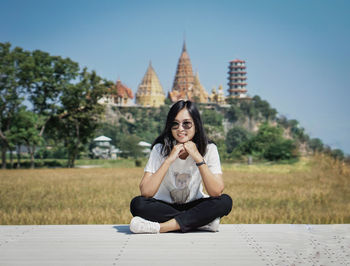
top-left (130, 194), bottom-right (232, 233)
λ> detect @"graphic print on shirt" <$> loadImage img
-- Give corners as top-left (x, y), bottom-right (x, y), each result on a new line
top-left (170, 172), bottom-right (192, 203)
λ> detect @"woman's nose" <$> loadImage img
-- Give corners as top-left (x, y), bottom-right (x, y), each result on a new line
top-left (178, 123), bottom-right (186, 130)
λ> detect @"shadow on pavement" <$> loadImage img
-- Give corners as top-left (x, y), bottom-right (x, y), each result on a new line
top-left (113, 225), bottom-right (132, 235)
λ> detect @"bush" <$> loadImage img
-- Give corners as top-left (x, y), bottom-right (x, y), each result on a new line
top-left (241, 123), bottom-right (299, 161)
top-left (226, 126), bottom-right (251, 154)
top-left (264, 139), bottom-right (298, 161)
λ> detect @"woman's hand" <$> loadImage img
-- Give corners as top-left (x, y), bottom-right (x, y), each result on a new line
top-left (183, 141), bottom-right (203, 163)
top-left (166, 143), bottom-right (186, 163)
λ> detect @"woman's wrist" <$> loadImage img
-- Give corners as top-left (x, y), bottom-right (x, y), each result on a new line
top-left (196, 159), bottom-right (206, 167)
top-left (194, 154), bottom-right (204, 164)
top-left (164, 157), bottom-right (173, 165)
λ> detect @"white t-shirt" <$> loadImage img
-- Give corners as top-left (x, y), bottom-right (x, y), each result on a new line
top-left (144, 143), bottom-right (222, 204)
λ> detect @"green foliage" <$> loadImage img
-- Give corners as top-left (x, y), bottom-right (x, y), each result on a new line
top-left (246, 123), bottom-right (283, 154)
top-left (214, 139), bottom-right (229, 160)
top-left (201, 109), bottom-right (223, 127)
top-left (113, 107), bottom-right (170, 145)
top-left (55, 69), bottom-right (112, 167)
top-left (309, 138), bottom-right (324, 153)
top-left (240, 123), bottom-right (299, 161)
top-left (11, 107), bottom-right (42, 148)
top-left (252, 95), bottom-right (277, 121)
top-left (330, 149), bottom-right (344, 161)
top-left (118, 135), bottom-right (143, 159)
top-left (225, 96), bottom-right (277, 134)
top-left (200, 108), bottom-right (224, 140)
top-left (0, 43), bottom-right (28, 168)
top-left (226, 101), bottom-right (244, 123)
top-left (264, 139), bottom-right (298, 161)
top-left (36, 143), bottom-right (67, 159)
top-left (0, 42), bottom-right (112, 168)
top-left (95, 123), bottom-right (119, 146)
top-left (226, 126), bottom-right (251, 154)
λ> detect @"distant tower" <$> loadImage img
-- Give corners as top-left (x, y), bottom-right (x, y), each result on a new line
top-left (169, 41), bottom-right (195, 102)
top-left (169, 41), bottom-right (208, 103)
top-left (136, 62), bottom-right (165, 107)
top-left (228, 59), bottom-right (248, 98)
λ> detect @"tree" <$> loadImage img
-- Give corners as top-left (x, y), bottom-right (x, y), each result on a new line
top-left (252, 95), bottom-right (277, 121)
top-left (226, 126), bottom-right (251, 153)
top-left (119, 135), bottom-right (143, 159)
top-left (226, 103), bottom-right (243, 123)
top-left (201, 109), bottom-right (223, 127)
top-left (0, 43), bottom-right (27, 168)
top-left (264, 139), bottom-right (297, 161)
top-left (309, 138), bottom-right (324, 153)
top-left (56, 69), bottom-right (111, 167)
top-left (247, 123), bottom-right (283, 154)
top-left (331, 149), bottom-right (344, 161)
top-left (290, 122), bottom-right (309, 143)
top-left (240, 101), bottom-right (257, 131)
top-left (276, 115), bottom-right (289, 129)
top-left (244, 123), bottom-right (298, 161)
top-left (21, 50), bottom-right (79, 168)
top-left (9, 107), bottom-right (40, 168)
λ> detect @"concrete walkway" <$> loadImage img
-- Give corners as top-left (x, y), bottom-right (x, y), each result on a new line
top-left (0, 224), bottom-right (349, 265)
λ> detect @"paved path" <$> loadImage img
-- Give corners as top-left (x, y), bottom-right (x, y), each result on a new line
top-left (0, 224), bottom-right (349, 265)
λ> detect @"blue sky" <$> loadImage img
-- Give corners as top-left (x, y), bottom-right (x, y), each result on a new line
top-left (1, 0), bottom-right (350, 154)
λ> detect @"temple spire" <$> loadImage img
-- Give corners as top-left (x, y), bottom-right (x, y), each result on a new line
top-left (182, 40), bottom-right (187, 52)
top-left (169, 41), bottom-right (194, 102)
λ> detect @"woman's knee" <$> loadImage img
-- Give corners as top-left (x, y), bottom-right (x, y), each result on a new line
top-left (220, 194), bottom-right (233, 215)
top-left (130, 196), bottom-right (146, 216)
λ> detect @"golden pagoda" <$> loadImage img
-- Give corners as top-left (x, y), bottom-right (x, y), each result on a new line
top-left (192, 72), bottom-right (208, 103)
top-left (169, 42), bottom-right (208, 103)
top-left (210, 87), bottom-right (218, 103)
top-left (210, 85), bottom-right (225, 105)
top-left (136, 62), bottom-right (165, 107)
top-left (217, 85), bottom-right (226, 104)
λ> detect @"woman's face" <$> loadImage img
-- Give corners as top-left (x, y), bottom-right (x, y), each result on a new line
top-left (171, 108), bottom-right (196, 143)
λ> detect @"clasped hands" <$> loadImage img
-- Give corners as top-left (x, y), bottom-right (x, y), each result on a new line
top-left (168, 141), bottom-right (203, 163)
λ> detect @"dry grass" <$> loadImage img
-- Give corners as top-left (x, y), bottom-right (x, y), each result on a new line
top-left (0, 154), bottom-right (349, 225)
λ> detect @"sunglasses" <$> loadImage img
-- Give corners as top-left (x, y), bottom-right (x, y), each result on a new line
top-left (171, 120), bottom-right (193, 130)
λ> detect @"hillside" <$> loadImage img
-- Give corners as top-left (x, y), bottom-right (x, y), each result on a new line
top-left (97, 95), bottom-right (343, 162)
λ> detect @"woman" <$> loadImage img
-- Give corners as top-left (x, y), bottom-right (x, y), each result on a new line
top-left (130, 100), bottom-right (232, 233)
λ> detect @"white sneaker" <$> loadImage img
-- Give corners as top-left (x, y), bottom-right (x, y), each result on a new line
top-left (130, 216), bottom-right (160, 234)
top-left (198, 217), bottom-right (220, 232)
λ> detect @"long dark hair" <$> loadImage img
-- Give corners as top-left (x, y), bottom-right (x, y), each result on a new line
top-left (152, 100), bottom-right (209, 157)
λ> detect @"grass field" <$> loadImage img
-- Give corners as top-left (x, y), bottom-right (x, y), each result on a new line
top-left (0, 154), bottom-right (349, 225)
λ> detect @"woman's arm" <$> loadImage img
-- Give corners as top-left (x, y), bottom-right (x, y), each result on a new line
top-left (197, 166), bottom-right (224, 197)
top-left (139, 160), bottom-right (171, 198)
top-left (183, 141), bottom-right (224, 197)
top-left (139, 143), bottom-right (185, 198)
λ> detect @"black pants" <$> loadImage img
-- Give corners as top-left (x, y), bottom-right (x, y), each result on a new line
top-left (130, 194), bottom-right (232, 232)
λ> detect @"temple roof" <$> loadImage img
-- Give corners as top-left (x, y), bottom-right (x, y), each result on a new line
top-left (115, 80), bottom-right (133, 99)
top-left (171, 41), bottom-right (195, 101)
top-left (137, 62), bottom-right (164, 96)
top-left (230, 59), bottom-right (246, 63)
